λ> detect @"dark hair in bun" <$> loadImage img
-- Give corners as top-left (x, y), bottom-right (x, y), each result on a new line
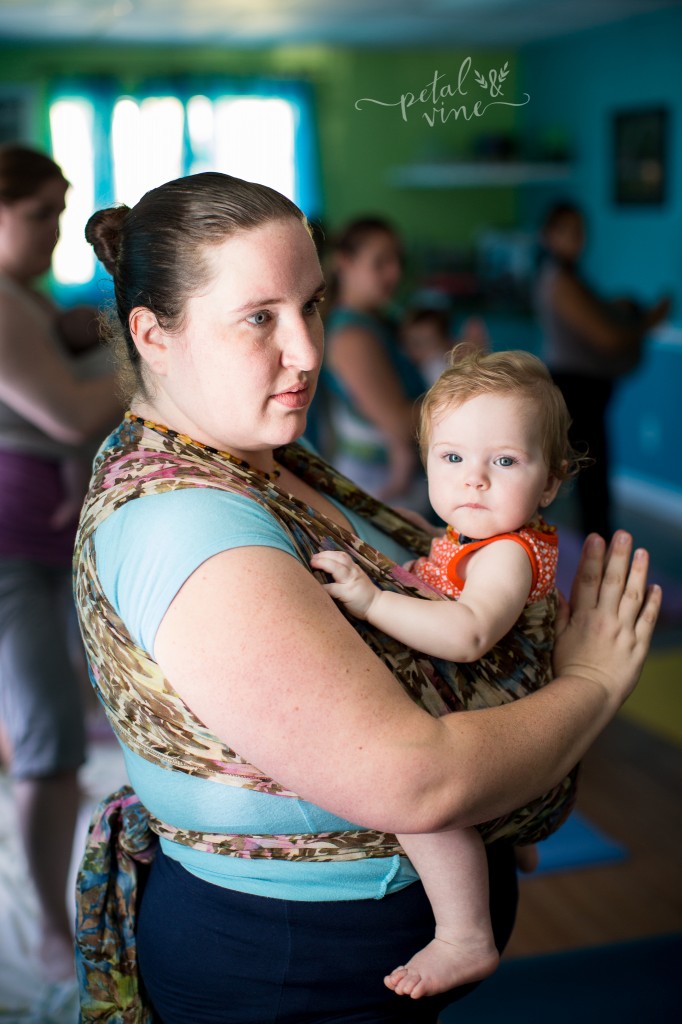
top-left (84, 172), bottom-right (305, 400)
top-left (84, 205), bottom-right (129, 276)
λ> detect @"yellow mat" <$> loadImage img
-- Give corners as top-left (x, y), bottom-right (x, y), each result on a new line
top-left (621, 648), bottom-right (682, 747)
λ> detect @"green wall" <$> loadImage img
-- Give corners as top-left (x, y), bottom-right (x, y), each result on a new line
top-left (0, 41), bottom-right (522, 254)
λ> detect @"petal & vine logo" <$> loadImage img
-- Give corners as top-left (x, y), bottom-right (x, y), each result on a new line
top-left (355, 58), bottom-right (529, 126)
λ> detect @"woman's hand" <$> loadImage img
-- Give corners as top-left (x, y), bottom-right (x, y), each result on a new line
top-left (310, 550), bottom-right (378, 619)
top-left (553, 532), bottom-right (661, 710)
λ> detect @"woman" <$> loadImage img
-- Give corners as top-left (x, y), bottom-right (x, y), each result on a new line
top-left (0, 144), bottom-right (121, 984)
top-left (535, 200), bottom-right (670, 539)
top-left (321, 217), bottom-right (427, 509)
top-left (75, 173), bottom-right (659, 1024)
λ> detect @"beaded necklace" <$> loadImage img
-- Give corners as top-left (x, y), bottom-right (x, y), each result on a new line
top-left (124, 410), bottom-right (281, 482)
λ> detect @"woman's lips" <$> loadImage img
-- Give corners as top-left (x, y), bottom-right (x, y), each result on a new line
top-left (271, 384), bottom-right (309, 409)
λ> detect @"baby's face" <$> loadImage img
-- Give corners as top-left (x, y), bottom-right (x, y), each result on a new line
top-left (403, 322), bottom-right (449, 365)
top-left (425, 393), bottom-right (560, 539)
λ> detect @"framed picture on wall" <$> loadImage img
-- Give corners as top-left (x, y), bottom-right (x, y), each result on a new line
top-left (613, 107), bottom-right (667, 205)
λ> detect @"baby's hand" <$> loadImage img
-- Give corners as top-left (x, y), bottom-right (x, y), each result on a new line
top-left (310, 551), bottom-right (379, 619)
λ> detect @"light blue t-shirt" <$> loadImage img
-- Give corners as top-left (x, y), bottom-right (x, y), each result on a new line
top-left (94, 486), bottom-right (419, 901)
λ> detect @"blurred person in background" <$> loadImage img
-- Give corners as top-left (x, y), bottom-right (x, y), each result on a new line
top-left (321, 217), bottom-right (428, 511)
top-left (0, 144), bottom-right (121, 984)
top-left (535, 200), bottom-right (669, 539)
top-left (401, 306), bottom-right (489, 388)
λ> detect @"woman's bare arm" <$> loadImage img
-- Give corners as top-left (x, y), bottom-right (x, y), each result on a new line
top-left (550, 270), bottom-right (661, 355)
top-left (327, 325), bottom-right (418, 441)
top-left (327, 324), bottom-right (420, 498)
top-left (154, 531), bottom-right (660, 837)
top-left (0, 291), bottom-right (121, 444)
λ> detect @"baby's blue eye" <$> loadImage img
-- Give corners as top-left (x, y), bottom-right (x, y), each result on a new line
top-left (445, 453), bottom-right (462, 463)
top-left (495, 456), bottom-right (516, 467)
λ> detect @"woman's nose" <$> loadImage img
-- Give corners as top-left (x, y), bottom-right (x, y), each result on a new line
top-left (281, 317), bottom-right (322, 371)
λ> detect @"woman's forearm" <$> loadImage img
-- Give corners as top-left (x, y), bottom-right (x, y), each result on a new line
top-left (414, 672), bottom-right (615, 834)
top-left (158, 534), bottom-right (660, 837)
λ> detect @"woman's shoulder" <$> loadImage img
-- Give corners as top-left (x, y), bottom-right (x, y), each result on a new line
top-left (93, 486), bottom-right (299, 653)
top-left (0, 273), bottom-right (53, 323)
top-left (0, 274), bottom-right (58, 356)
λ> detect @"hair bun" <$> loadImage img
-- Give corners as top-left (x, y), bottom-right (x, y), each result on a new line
top-left (85, 206), bottom-right (130, 275)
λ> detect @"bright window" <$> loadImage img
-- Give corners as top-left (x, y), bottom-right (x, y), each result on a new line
top-left (48, 84), bottom-right (311, 292)
top-left (49, 98), bottom-right (95, 285)
top-left (111, 96), bottom-right (184, 207)
top-left (191, 96), bottom-right (295, 201)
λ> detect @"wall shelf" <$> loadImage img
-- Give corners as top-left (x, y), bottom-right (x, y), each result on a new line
top-left (388, 162), bottom-right (572, 188)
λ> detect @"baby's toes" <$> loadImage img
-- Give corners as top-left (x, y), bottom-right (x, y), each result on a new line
top-left (384, 966), bottom-right (408, 992)
top-left (394, 969), bottom-right (422, 997)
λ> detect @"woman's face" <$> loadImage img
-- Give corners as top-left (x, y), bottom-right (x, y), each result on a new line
top-left (0, 176), bottom-right (67, 282)
top-left (144, 217), bottom-right (326, 464)
top-left (338, 230), bottom-right (402, 308)
top-left (544, 211), bottom-right (585, 263)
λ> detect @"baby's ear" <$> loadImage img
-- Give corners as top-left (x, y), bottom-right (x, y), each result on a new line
top-left (540, 470), bottom-right (563, 508)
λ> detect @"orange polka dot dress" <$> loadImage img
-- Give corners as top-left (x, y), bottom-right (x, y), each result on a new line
top-left (413, 518), bottom-right (559, 603)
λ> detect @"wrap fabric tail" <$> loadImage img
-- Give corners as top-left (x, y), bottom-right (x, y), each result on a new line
top-left (75, 786), bottom-right (157, 1024)
top-left (73, 413), bottom-right (579, 1019)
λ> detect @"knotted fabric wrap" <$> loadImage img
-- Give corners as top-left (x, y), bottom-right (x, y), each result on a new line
top-left (75, 786), bottom-right (157, 1024)
top-left (73, 414), bottom-right (578, 1018)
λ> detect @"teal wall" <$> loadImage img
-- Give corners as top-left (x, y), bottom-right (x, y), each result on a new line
top-left (0, 41), bottom-right (524, 252)
top-left (519, 7), bottom-right (682, 312)
top-left (519, 7), bottom-right (682, 496)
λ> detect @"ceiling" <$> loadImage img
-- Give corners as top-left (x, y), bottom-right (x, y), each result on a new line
top-left (0, 0), bottom-right (679, 47)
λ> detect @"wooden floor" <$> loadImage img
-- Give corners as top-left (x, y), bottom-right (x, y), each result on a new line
top-left (506, 713), bottom-right (682, 958)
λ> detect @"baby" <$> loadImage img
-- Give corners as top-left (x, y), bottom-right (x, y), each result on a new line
top-left (311, 346), bottom-right (578, 1000)
top-left (401, 306), bottom-right (490, 387)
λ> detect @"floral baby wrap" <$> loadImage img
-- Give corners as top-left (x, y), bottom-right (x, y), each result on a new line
top-left (73, 413), bottom-right (577, 1019)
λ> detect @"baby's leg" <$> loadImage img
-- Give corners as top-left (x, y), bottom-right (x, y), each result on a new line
top-left (387, 828), bottom-right (499, 999)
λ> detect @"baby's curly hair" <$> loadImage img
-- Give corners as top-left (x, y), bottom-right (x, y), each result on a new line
top-left (418, 343), bottom-right (587, 481)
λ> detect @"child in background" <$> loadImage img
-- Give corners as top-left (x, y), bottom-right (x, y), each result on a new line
top-left (401, 306), bottom-right (490, 387)
top-left (311, 346), bottom-right (579, 1000)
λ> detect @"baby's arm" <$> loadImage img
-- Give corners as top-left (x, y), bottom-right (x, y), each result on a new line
top-left (310, 541), bottom-right (532, 662)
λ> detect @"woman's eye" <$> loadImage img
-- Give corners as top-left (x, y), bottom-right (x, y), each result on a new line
top-left (304, 297), bottom-right (324, 316)
top-left (445, 453), bottom-right (462, 463)
top-left (494, 456), bottom-right (516, 467)
top-left (246, 310), bottom-right (270, 326)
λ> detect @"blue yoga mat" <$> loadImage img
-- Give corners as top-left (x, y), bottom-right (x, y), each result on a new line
top-left (533, 811), bottom-right (627, 875)
top-left (440, 932), bottom-right (681, 1023)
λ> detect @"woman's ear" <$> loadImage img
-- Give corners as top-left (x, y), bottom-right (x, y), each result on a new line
top-left (129, 307), bottom-right (169, 377)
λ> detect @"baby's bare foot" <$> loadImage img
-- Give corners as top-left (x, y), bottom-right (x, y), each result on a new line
top-left (384, 932), bottom-right (499, 999)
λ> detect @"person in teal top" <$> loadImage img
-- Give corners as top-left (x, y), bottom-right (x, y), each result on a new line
top-left (77, 172), bottom-right (659, 1023)
top-left (321, 217), bottom-right (429, 512)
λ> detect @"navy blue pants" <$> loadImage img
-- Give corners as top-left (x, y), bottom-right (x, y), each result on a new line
top-left (137, 843), bottom-right (518, 1024)
top-left (551, 371), bottom-right (615, 541)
